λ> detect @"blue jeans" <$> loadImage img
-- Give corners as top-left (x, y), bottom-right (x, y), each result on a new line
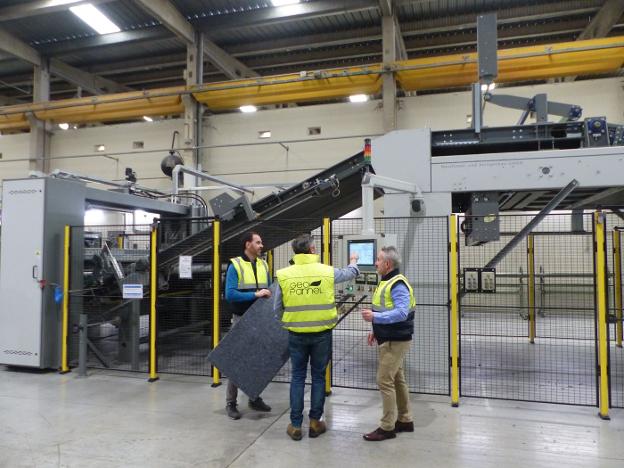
top-left (288, 330), bottom-right (332, 427)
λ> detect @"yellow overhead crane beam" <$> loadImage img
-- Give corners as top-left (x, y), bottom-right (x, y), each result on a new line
top-left (1, 37), bottom-right (624, 132)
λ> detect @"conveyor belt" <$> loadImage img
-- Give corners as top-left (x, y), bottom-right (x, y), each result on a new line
top-left (158, 151), bottom-right (379, 268)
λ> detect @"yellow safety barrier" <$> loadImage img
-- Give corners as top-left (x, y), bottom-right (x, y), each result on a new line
top-left (148, 225), bottom-right (159, 382)
top-left (528, 234), bottom-right (536, 344)
top-left (323, 217), bottom-right (332, 396)
top-left (594, 212), bottom-right (610, 419)
top-left (449, 215), bottom-right (459, 407)
top-left (212, 220), bottom-right (222, 387)
top-left (60, 225), bottom-right (71, 374)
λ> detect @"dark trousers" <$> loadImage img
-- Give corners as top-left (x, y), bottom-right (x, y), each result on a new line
top-left (288, 330), bottom-right (332, 427)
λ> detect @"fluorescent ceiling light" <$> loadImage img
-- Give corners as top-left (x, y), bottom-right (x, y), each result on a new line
top-left (258, 131), bottom-right (272, 139)
top-left (271, 0), bottom-right (300, 6)
top-left (58, 123), bottom-right (70, 130)
top-left (349, 94), bottom-right (369, 103)
top-left (240, 105), bottom-right (257, 113)
top-left (70, 4), bottom-right (120, 35)
top-left (143, 116), bottom-right (153, 122)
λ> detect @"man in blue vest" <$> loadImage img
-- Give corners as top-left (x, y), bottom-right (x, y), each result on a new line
top-left (275, 233), bottom-right (359, 441)
top-left (361, 246), bottom-right (415, 441)
top-left (224, 231), bottom-right (272, 420)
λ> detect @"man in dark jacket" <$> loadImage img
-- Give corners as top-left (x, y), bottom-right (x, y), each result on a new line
top-left (224, 231), bottom-right (272, 420)
top-left (361, 246), bottom-right (415, 441)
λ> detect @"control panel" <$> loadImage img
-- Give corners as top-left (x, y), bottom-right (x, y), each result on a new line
top-left (462, 267), bottom-right (496, 293)
top-left (335, 233), bottom-right (397, 306)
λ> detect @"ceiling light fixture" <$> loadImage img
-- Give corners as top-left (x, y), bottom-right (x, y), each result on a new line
top-left (240, 105), bottom-right (258, 113)
top-left (58, 123), bottom-right (70, 130)
top-left (143, 116), bottom-right (153, 122)
top-left (270, 0), bottom-right (301, 6)
top-left (70, 4), bottom-right (120, 35)
top-left (349, 94), bottom-right (369, 103)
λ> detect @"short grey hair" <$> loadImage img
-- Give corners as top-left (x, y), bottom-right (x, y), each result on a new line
top-left (380, 246), bottom-right (401, 270)
top-left (292, 233), bottom-right (314, 254)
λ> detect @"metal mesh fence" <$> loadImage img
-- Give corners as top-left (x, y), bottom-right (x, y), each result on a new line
top-left (155, 218), bottom-right (213, 376)
top-left (330, 216), bottom-right (450, 395)
top-left (68, 225), bottom-right (151, 373)
top-left (458, 213), bottom-right (597, 405)
top-left (605, 213), bottom-right (624, 408)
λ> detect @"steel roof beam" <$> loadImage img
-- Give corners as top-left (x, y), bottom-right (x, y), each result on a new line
top-left (0, 27), bottom-right (129, 95)
top-left (49, 58), bottom-right (131, 94)
top-left (567, 0), bottom-right (624, 81)
top-left (201, 36), bottom-right (259, 79)
top-left (194, 0), bottom-right (378, 31)
top-left (0, 0), bottom-right (114, 22)
top-left (134, 0), bottom-right (195, 45)
top-left (133, 0), bottom-right (258, 80)
top-left (577, 0), bottom-right (624, 40)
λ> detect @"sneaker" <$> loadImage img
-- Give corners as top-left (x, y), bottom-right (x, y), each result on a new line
top-left (394, 421), bottom-right (414, 433)
top-left (287, 424), bottom-right (302, 441)
top-left (363, 427), bottom-right (396, 441)
top-left (309, 418), bottom-right (327, 438)
top-left (248, 397), bottom-right (271, 412)
top-left (226, 403), bottom-right (241, 420)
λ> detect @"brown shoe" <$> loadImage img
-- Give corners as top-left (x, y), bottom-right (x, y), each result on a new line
top-left (363, 427), bottom-right (396, 441)
top-left (394, 420), bottom-right (414, 433)
top-left (287, 424), bottom-right (302, 441)
top-left (309, 418), bottom-right (327, 438)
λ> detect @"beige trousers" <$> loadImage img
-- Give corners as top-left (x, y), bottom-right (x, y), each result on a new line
top-left (377, 340), bottom-right (413, 431)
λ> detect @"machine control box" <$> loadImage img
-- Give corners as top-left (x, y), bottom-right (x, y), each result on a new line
top-left (463, 267), bottom-right (496, 293)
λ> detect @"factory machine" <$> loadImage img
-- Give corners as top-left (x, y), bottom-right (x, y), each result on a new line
top-left (3, 14), bottom-right (624, 370)
top-left (0, 149), bottom-right (378, 369)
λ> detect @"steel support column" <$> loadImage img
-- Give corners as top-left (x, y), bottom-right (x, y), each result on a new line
top-left (29, 60), bottom-right (50, 173)
top-left (382, 15), bottom-right (397, 133)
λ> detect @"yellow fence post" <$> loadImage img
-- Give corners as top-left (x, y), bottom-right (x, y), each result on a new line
top-left (595, 212), bottom-right (610, 419)
top-left (323, 217), bottom-right (332, 396)
top-left (528, 234), bottom-right (536, 344)
top-left (212, 220), bottom-right (222, 387)
top-left (148, 225), bottom-right (159, 382)
top-left (613, 230), bottom-right (623, 348)
top-left (60, 225), bottom-right (71, 374)
top-left (449, 215), bottom-right (460, 407)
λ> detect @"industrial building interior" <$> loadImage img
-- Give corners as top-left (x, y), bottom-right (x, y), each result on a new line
top-left (2, 0), bottom-right (624, 467)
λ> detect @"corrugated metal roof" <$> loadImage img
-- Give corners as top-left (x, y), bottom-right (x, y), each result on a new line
top-left (0, 0), bottom-right (621, 102)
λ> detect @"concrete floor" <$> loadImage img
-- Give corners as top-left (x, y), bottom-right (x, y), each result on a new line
top-left (1, 367), bottom-right (624, 468)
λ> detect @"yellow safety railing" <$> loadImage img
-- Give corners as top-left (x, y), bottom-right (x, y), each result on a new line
top-left (323, 217), bottom-right (332, 396)
top-left (148, 225), bottom-right (159, 382)
top-left (614, 230), bottom-right (623, 348)
top-left (594, 212), bottom-right (610, 419)
top-left (212, 220), bottom-right (222, 387)
top-left (60, 225), bottom-right (71, 374)
top-left (528, 234), bottom-right (536, 344)
top-left (449, 215), bottom-right (459, 407)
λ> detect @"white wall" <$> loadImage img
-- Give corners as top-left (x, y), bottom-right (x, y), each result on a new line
top-left (1, 77), bottom-right (623, 205)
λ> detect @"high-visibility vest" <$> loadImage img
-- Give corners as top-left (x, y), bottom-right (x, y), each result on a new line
top-left (371, 273), bottom-right (415, 341)
top-left (230, 256), bottom-right (270, 290)
top-left (277, 254), bottom-right (337, 333)
top-left (372, 274), bottom-right (416, 312)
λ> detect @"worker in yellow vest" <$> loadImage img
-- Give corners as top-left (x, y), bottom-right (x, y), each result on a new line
top-left (361, 246), bottom-right (415, 442)
top-left (224, 231), bottom-right (272, 420)
top-left (275, 233), bottom-right (359, 441)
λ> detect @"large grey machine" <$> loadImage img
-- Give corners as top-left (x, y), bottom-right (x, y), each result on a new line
top-left (0, 173), bottom-right (190, 368)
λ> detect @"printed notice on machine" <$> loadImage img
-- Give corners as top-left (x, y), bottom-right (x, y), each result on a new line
top-left (122, 284), bottom-right (143, 299)
top-left (179, 255), bottom-right (193, 279)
